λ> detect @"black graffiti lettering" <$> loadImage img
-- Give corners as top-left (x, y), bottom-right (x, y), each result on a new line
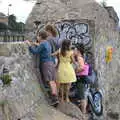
top-left (55, 21), bottom-right (91, 46)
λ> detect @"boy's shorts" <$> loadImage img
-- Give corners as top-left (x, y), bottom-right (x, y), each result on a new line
top-left (76, 76), bottom-right (88, 100)
top-left (41, 62), bottom-right (56, 82)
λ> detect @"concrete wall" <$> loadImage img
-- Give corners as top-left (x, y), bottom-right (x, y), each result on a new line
top-left (0, 42), bottom-right (79, 120)
top-left (25, 0), bottom-right (120, 119)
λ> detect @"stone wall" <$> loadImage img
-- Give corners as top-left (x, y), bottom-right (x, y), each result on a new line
top-left (104, 6), bottom-right (119, 25)
top-left (94, 30), bottom-right (120, 120)
top-left (25, 0), bottom-right (120, 119)
top-left (0, 42), bottom-right (79, 120)
top-left (25, 0), bottom-right (118, 30)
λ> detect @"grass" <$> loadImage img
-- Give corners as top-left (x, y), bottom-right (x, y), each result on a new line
top-left (0, 74), bottom-right (12, 86)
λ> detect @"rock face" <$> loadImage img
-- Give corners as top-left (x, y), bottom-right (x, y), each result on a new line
top-left (26, 0), bottom-right (118, 30)
top-left (25, 0), bottom-right (120, 119)
top-left (0, 0), bottom-right (119, 120)
top-left (0, 42), bottom-right (80, 120)
top-left (104, 7), bottom-right (119, 25)
top-left (57, 102), bottom-right (84, 120)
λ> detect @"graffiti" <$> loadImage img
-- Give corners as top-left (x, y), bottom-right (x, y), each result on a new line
top-left (55, 21), bottom-right (91, 47)
top-left (37, 21), bottom-right (94, 64)
top-left (54, 21), bottom-right (94, 65)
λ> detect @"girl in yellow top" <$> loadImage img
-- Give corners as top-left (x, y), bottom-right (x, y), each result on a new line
top-left (52, 39), bottom-right (76, 102)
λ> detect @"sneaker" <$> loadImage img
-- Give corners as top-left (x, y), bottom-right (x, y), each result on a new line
top-left (50, 95), bottom-right (59, 106)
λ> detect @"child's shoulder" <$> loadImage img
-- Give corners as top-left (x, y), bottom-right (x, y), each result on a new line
top-left (69, 50), bottom-right (74, 55)
top-left (41, 41), bottom-right (49, 46)
top-left (64, 50), bottom-right (73, 57)
top-left (77, 55), bottom-right (84, 62)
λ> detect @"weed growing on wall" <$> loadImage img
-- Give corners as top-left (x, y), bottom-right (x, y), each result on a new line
top-left (0, 74), bottom-right (12, 86)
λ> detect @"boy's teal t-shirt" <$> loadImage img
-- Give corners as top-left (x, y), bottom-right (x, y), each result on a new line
top-left (29, 41), bottom-right (53, 63)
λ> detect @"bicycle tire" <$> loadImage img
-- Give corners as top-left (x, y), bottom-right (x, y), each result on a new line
top-left (89, 91), bottom-right (103, 116)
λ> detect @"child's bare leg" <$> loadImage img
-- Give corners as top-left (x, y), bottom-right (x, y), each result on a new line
top-left (60, 84), bottom-right (64, 102)
top-left (56, 81), bottom-right (60, 94)
top-left (65, 83), bottom-right (71, 102)
top-left (49, 81), bottom-right (57, 96)
top-left (80, 99), bottom-right (87, 114)
top-left (58, 84), bottom-right (61, 101)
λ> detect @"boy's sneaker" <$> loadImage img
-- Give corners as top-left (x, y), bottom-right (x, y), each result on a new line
top-left (50, 95), bottom-right (59, 106)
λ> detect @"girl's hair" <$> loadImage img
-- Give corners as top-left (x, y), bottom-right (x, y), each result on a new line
top-left (38, 30), bottom-right (48, 40)
top-left (45, 24), bottom-right (57, 37)
top-left (61, 39), bottom-right (71, 57)
top-left (75, 43), bottom-right (85, 56)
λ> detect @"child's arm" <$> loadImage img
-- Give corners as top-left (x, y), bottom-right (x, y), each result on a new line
top-left (76, 56), bottom-right (85, 72)
top-left (70, 51), bottom-right (76, 64)
top-left (29, 44), bottom-right (43, 54)
top-left (32, 42), bottom-right (40, 46)
top-left (51, 49), bottom-right (60, 56)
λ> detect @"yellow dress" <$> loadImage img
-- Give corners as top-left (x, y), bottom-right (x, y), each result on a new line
top-left (57, 51), bottom-right (76, 83)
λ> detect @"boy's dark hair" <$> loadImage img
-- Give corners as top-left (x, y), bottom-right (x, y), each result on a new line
top-left (61, 39), bottom-right (71, 57)
top-left (75, 43), bottom-right (85, 56)
top-left (45, 24), bottom-right (57, 37)
top-left (38, 31), bottom-right (48, 40)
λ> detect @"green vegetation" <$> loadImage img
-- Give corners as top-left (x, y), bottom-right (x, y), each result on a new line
top-left (0, 14), bottom-right (25, 32)
top-left (0, 74), bottom-right (12, 86)
top-left (101, 0), bottom-right (107, 7)
top-left (0, 100), bottom-right (8, 106)
top-left (8, 14), bottom-right (25, 32)
top-left (0, 23), bottom-right (8, 30)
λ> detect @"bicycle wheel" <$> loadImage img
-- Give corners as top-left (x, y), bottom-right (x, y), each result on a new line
top-left (89, 91), bottom-right (103, 116)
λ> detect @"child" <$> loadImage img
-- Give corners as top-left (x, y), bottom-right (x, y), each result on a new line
top-left (52, 40), bottom-right (76, 102)
top-left (45, 24), bottom-right (59, 65)
top-left (73, 43), bottom-right (88, 114)
top-left (27, 31), bottom-right (59, 105)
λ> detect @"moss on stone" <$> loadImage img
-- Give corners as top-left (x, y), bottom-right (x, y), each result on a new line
top-left (0, 100), bottom-right (8, 106)
top-left (0, 74), bottom-right (12, 86)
